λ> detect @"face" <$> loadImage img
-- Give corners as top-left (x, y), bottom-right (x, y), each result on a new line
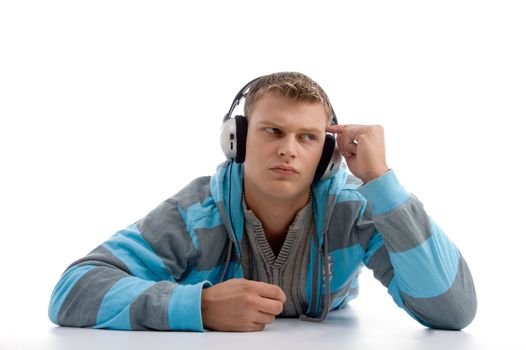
top-left (243, 91), bottom-right (329, 203)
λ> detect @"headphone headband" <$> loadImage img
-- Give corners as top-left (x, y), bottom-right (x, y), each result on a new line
top-left (223, 77), bottom-right (262, 123)
top-left (223, 76), bottom-right (338, 125)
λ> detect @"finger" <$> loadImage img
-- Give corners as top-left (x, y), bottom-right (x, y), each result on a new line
top-left (338, 142), bottom-right (357, 157)
top-left (256, 297), bottom-right (284, 315)
top-left (326, 124), bottom-right (366, 134)
top-left (336, 133), bottom-right (358, 150)
top-left (251, 281), bottom-right (286, 303)
top-left (255, 311), bottom-right (276, 325)
top-left (326, 125), bottom-right (344, 133)
top-left (249, 322), bottom-right (266, 332)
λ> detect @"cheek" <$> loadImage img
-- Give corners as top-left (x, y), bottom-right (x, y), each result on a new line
top-left (246, 132), bottom-right (272, 155)
top-left (245, 131), bottom-right (259, 151)
top-left (307, 142), bottom-right (324, 160)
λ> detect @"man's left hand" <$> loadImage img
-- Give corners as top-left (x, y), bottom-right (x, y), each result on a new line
top-left (326, 124), bottom-right (389, 184)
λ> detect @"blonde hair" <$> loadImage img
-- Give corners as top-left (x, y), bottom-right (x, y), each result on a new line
top-left (243, 72), bottom-right (334, 122)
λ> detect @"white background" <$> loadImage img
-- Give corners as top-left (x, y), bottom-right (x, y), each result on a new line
top-left (1, 1), bottom-right (525, 348)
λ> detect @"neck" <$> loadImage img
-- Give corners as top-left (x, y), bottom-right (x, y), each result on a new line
top-left (243, 183), bottom-right (310, 240)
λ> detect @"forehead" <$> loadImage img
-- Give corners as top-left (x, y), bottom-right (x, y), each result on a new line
top-left (248, 91), bottom-right (329, 129)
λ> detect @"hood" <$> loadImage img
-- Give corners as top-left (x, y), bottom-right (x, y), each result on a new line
top-left (210, 160), bottom-right (350, 257)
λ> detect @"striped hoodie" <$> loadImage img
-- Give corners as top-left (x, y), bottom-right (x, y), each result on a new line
top-left (48, 160), bottom-right (477, 331)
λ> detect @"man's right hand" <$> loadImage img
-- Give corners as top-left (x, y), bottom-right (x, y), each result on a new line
top-left (201, 278), bottom-right (286, 332)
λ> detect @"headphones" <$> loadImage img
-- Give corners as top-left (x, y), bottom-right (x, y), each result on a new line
top-left (220, 76), bottom-right (342, 182)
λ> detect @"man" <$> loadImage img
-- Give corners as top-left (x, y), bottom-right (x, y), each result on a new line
top-left (48, 72), bottom-right (477, 332)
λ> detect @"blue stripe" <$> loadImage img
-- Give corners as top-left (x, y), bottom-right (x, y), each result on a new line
top-left (48, 265), bottom-right (95, 324)
top-left (167, 281), bottom-right (212, 331)
top-left (331, 294), bottom-right (347, 309)
top-left (389, 221), bottom-right (460, 298)
top-left (305, 237), bottom-right (317, 315)
top-left (226, 162), bottom-right (245, 253)
top-left (102, 224), bottom-right (172, 281)
top-left (357, 170), bottom-right (411, 215)
top-left (184, 198), bottom-right (224, 249)
top-left (388, 277), bottom-right (405, 307)
top-left (363, 231), bottom-right (384, 265)
top-left (351, 272), bottom-right (360, 288)
top-left (184, 265), bottom-right (223, 285)
top-left (95, 277), bottom-right (155, 330)
top-left (176, 206), bottom-right (198, 249)
top-left (209, 161), bottom-right (227, 202)
top-left (329, 244), bottom-right (364, 292)
top-left (312, 179), bottom-right (330, 240)
top-left (210, 161), bottom-right (244, 255)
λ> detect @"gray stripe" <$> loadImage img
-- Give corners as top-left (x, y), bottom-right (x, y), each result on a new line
top-left (167, 176), bottom-right (212, 211)
top-left (138, 200), bottom-right (198, 280)
top-left (329, 278), bottom-right (359, 305)
top-left (194, 225), bottom-right (229, 271)
top-left (66, 245), bottom-right (131, 274)
top-left (332, 288), bottom-right (359, 310)
top-left (130, 281), bottom-right (177, 330)
top-left (58, 266), bottom-right (128, 327)
top-left (355, 204), bottom-right (377, 250)
top-left (401, 254), bottom-right (477, 330)
top-left (374, 195), bottom-right (433, 253)
top-left (322, 194), bottom-right (338, 235)
top-left (365, 243), bottom-right (394, 287)
top-left (328, 201), bottom-right (374, 252)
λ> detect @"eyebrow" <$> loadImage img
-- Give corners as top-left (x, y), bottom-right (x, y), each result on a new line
top-left (256, 121), bottom-right (324, 134)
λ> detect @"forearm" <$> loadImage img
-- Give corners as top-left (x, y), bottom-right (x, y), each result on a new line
top-left (49, 223), bottom-right (211, 331)
top-left (49, 263), bottom-right (210, 331)
top-left (359, 170), bottom-right (477, 329)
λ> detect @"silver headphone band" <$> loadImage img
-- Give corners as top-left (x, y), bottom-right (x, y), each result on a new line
top-left (223, 77), bottom-right (262, 122)
top-left (223, 76), bottom-right (338, 125)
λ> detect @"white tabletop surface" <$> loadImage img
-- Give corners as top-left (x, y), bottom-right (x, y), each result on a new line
top-left (2, 283), bottom-right (524, 350)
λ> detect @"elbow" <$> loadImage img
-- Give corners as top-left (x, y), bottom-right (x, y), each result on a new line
top-left (406, 289), bottom-right (478, 331)
top-left (406, 253), bottom-right (478, 330)
top-left (426, 297), bottom-right (477, 330)
top-left (403, 279), bottom-right (478, 331)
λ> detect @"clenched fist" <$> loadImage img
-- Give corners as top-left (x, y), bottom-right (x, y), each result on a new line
top-left (326, 124), bottom-right (389, 183)
top-left (201, 278), bottom-right (286, 332)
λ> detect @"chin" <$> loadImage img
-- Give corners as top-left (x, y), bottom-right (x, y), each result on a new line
top-left (245, 170), bottom-right (312, 200)
top-left (264, 180), bottom-right (310, 198)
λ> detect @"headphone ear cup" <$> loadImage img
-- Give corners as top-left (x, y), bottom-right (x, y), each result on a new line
top-left (220, 118), bottom-right (237, 160)
top-left (234, 115), bottom-right (248, 163)
top-left (314, 134), bottom-right (342, 182)
top-left (219, 115), bottom-right (248, 163)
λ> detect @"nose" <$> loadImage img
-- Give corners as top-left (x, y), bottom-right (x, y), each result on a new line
top-left (277, 134), bottom-right (297, 158)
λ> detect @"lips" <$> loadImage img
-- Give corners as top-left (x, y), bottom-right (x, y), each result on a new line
top-left (270, 164), bottom-right (299, 174)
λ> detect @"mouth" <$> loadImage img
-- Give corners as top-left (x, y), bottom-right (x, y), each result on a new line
top-left (270, 165), bottom-right (299, 176)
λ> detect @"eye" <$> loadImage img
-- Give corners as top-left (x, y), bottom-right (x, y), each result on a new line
top-left (301, 133), bottom-right (317, 142)
top-left (264, 127), bottom-right (281, 135)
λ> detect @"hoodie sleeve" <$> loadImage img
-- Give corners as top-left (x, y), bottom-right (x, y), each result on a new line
top-left (48, 199), bottom-right (212, 331)
top-left (357, 170), bottom-right (477, 330)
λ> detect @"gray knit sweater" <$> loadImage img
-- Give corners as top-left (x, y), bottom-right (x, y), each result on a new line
top-left (240, 194), bottom-right (314, 317)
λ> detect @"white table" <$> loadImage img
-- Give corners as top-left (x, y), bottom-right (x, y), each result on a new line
top-left (3, 303), bottom-right (523, 350)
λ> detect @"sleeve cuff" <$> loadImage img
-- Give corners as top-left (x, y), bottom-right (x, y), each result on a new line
top-left (357, 169), bottom-right (411, 215)
top-left (167, 280), bottom-right (212, 331)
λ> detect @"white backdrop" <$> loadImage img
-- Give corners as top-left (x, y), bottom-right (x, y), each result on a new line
top-left (1, 0), bottom-right (525, 348)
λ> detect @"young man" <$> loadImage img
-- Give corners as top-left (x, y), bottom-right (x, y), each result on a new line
top-left (48, 72), bottom-right (477, 332)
